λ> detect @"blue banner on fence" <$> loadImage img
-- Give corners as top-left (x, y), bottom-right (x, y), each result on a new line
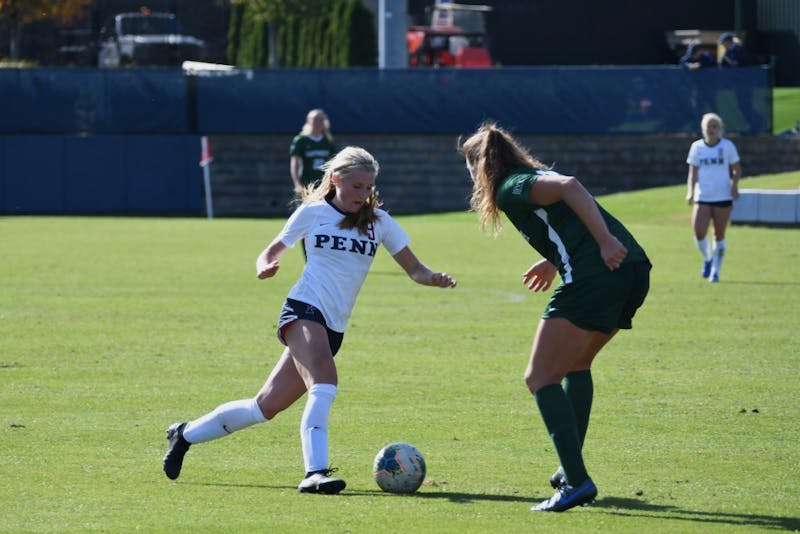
top-left (195, 66), bottom-right (771, 135)
top-left (0, 68), bottom-right (189, 134)
top-left (0, 66), bottom-right (771, 135)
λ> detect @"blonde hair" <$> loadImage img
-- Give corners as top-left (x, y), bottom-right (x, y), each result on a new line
top-left (302, 146), bottom-right (382, 234)
top-left (701, 112), bottom-right (724, 133)
top-left (300, 108), bottom-right (333, 142)
top-left (459, 122), bottom-right (545, 235)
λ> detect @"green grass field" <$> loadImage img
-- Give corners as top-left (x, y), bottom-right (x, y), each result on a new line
top-left (2, 172), bottom-right (799, 532)
top-left (773, 87), bottom-right (800, 134)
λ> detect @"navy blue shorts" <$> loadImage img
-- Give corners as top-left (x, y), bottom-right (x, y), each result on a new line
top-left (697, 200), bottom-right (733, 208)
top-left (277, 298), bottom-right (344, 356)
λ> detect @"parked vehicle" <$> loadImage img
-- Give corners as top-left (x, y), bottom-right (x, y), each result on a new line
top-left (98, 9), bottom-right (207, 68)
top-left (406, 2), bottom-right (493, 67)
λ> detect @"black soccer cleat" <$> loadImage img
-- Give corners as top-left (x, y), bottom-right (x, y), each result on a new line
top-left (163, 422), bottom-right (190, 480)
top-left (531, 477), bottom-right (598, 512)
top-left (297, 468), bottom-right (346, 494)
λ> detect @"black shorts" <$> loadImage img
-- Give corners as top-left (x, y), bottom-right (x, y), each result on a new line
top-left (542, 261), bottom-right (651, 334)
top-left (277, 298), bottom-right (344, 356)
top-left (696, 200), bottom-right (733, 208)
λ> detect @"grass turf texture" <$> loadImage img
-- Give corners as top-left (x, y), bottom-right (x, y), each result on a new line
top-left (1, 171), bottom-right (798, 532)
top-left (772, 87), bottom-right (800, 135)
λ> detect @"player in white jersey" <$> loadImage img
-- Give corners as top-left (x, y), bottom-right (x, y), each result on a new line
top-left (686, 113), bottom-right (741, 282)
top-left (162, 147), bottom-right (456, 494)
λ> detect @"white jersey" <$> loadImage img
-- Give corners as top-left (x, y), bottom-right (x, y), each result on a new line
top-left (276, 199), bottom-right (410, 332)
top-left (686, 138), bottom-right (740, 202)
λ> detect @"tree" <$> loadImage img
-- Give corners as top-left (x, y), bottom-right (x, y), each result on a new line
top-left (0, 0), bottom-right (92, 61)
top-left (229, 0), bottom-right (377, 68)
top-left (230, 0), bottom-right (327, 67)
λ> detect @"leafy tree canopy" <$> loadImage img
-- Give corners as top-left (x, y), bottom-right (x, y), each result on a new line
top-left (0, 0), bottom-right (92, 25)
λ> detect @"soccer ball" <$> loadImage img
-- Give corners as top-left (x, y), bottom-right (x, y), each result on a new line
top-left (372, 442), bottom-right (426, 494)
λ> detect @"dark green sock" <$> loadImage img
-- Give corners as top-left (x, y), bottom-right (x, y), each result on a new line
top-left (563, 370), bottom-right (593, 447)
top-left (535, 383), bottom-right (589, 486)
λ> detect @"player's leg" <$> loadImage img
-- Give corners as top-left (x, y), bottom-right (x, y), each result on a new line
top-left (161, 350), bottom-right (303, 481)
top-left (709, 204), bottom-right (733, 282)
top-left (527, 318), bottom-right (600, 511)
top-left (255, 347), bottom-right (309, 419)
top-left (548, 330), bottom-right (617, 488)
top-left (692, 203), bottom-right (713, 277)
top-left (283, 320), bottom-right (345, 494)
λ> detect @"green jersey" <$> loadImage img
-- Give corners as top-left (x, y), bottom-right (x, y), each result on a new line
top-left (496, 168), bottom-right (649, 283)
top-left (289, 134), bottom-right (336, 186)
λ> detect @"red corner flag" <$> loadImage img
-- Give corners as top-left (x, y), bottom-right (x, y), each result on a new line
top-left (199, 136), bottom-right (214, 167)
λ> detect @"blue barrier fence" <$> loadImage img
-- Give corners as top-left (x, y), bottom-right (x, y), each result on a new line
top-left (0, 68), bottom-right (189, 134)
top-left (0, 66), bottom-right (772, 135)
top-left (0, 66), bottom-right (772, 214)
top-left (0, 135), bottom-right (201, 214)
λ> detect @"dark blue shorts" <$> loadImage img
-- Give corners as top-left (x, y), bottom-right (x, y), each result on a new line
top-left (277, 298), bottom-right (344, 356)
top-left (697, 200), bottom-right (733, 208)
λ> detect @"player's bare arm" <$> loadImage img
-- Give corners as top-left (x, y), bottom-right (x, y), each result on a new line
top-left (687, 165), bottom-right (699, 204)
top-left (290, 155), bottom-right (303, 193)
top-left (256, 238), bottom-right (289, 279)
top-left (529, 174), bottom-right (627, 271)
top-left (392, 246), bottom-right (457, 288)
top-left (730, 162), bottom-right (742, 199)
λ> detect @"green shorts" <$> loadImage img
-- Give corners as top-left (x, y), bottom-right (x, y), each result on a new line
top-left (542, 261), bottom-right (651, 334)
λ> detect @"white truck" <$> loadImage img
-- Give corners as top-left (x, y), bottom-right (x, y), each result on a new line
top-left (98, 10), bottom-right (207, 68)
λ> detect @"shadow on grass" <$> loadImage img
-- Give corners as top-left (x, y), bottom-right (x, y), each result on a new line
top-left (183, 482), bottom-right (799, 530)
top-left (719, 280), bottom-right (800, 287)
top-left (595, 497), bottom-right (800, 531)
top-left (183, 481), bottom-right (531, 503)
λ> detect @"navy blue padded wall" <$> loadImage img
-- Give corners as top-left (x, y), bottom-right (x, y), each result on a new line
top-left (1, 136), bottom-right (65, 212)
top-left (64, 136), bottom-right (128, 211)
top-left (0, 136), bottom-right (201, 214)
top-left (126, 136), bottom-right (202, 213)
top-left (0, 69), bottom-right (189, 135)
top-left (195, 66), bottom-right (771, 135)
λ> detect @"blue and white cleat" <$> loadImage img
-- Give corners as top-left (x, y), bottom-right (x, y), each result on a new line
top-left (531, 478), bottom-right (598, 512)
top-left (702, 260), bottom-right (712, 279)
top-left (709, 272), bottom-right (719, 283)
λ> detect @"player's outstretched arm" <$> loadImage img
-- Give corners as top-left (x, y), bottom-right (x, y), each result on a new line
top-left (392, 246), bottom-right (457, 288)
top-left (256, 238), bottom-right (288, 279)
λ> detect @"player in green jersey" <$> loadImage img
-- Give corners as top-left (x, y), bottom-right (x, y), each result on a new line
top-left (290, 109), bottom-right (337, 196)
top-left (460, 122), bottom-right (651, 513)
top-left (289, 109), bottom-right (337, 260)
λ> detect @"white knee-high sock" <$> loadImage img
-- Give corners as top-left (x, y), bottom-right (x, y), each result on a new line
top-left (182, 398), bottom-right (267, 444)
top-left (695, 237), bottom-right (711, 262)
top-left (712, 239), bottom-right (727, 274)
top-left (300, 383), bottom-right (337, 474)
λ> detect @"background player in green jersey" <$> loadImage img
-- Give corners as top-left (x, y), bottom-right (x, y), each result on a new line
top-left (289, 109), bottom-right (337, 198)
top-left (460, 122), bottom-right (651, 513)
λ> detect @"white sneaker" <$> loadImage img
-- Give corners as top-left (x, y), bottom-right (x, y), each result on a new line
top-left (297, 469), bottom-right (346, 494)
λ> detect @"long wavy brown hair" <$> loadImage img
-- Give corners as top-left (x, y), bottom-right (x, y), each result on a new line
top-left (302, 146), bottom-right (382, 235)
top-left (459, 122), bottom-right (546, 235)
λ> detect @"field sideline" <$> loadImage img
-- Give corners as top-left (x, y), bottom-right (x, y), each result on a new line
top-left (1, 171), bottom-right (798, 532)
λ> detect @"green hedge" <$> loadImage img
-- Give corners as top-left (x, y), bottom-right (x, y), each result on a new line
top-left (228, 0), bottom-right (377, 68)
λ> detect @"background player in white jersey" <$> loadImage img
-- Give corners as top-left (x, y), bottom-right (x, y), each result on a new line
top-left (686, 113), bottom-right (741, 282)
top-left (163, 147), bottom-right (456, 493)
